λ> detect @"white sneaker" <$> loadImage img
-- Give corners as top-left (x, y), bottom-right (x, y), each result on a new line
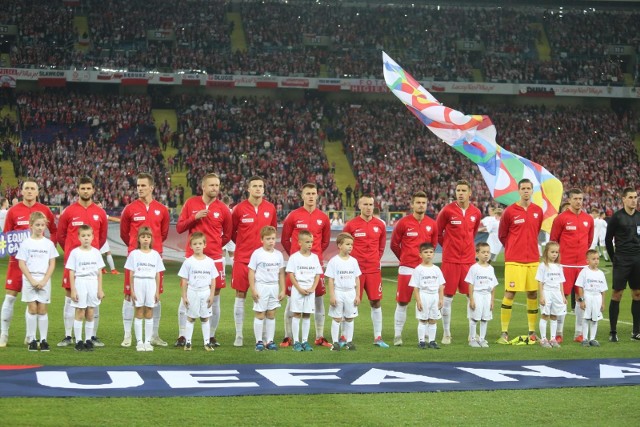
top-left (393, 336), bottom-right (403, 346)
top-left (144, 342), bottom-right (154, 352)
top-left (441, 335), bottom-right (452, 345)
top-left (479, 339), bottom-right (490, 348)
top-left (150, 336), bottom-right (168, 347)
top-left (0, 334), bottom-right (8, 347)
top-left (234, 336), bottom-right (243, 347)
top-left (469, 339), bottom-right (481, 348)
top-left (136, 342), bottom-right (145, 352)
top-left (121, 335), bottom-right (132, 348)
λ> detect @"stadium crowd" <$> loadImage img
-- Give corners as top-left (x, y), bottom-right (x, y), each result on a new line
top-left (334, 100), bottom-right (639, 216)
top-left (3, 1), bottom-right (638, 85)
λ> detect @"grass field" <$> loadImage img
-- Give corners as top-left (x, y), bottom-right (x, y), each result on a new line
top-left (1, 255), bottom-right (638, 426)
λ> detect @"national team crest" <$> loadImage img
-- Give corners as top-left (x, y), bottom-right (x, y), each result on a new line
top-left (373, 226), bottom-right (379, 233)
top-left (214, 212), bottom-right (220, 218)
top-left (470, 216), bottom-right (476, 222)
top-left (533, 213), bottom-right (539, 218)
top-left (426, 226), bottom-right (432, 232)
top-left (154, 210), bottom-right (160, 216)
top-left (583, 221), bottom-right (588, 227)
top-left (93, 215), bottom-right (99, 221)
top-left (317, 220), bottom-right (323, 225)
top-left (264, 212), bottom-right (270, 218)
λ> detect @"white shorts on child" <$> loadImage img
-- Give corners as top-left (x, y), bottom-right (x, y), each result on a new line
top-left (100, 240), bottom-right (111, 254)
top-left (584, 293), bottom-right (603, 321)
top-left (132, 277), bottom-right (157, 308)
top-left (253, 283), bottom-right (281, 312)
top-left (71, 277), bottom-right (101, 309)
top-left (186, 288), bottom-right (212, 319)
top-left (469, 291), bottom-right (492, 321)
top-left (416, 292), bottom-right (442, 321)
top-left (21, 274), bottom-right (51, 304)
top-left (540, 288), bottom-right (567, 316)
top-left (329, 289), bottom-right (358, 319)
top-left (291, 287), bottom-right (315, 314)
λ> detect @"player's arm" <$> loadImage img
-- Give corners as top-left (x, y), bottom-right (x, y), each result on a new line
top-left (377, 221), bottom-right (386, 261)
top-left (57, 210), bottom-right (68, 250)
top-left (99, 210), bottom-right (108, 248)
top-left (354, 275), bottom-right (361, 306)
top-left (413, 285), bottom-right (422, 311)
top-left (161, 208), bottom-right (170, 243)
top-left (321, 220), bottom-right (331, 253)
top-left (97, 267), bottom-right (104, 300)
top-left (327, 276), bottom-right (336, 306)
top-left (490, 284), bottom-right (496, 310)
top-left (248, 267), bottom-right (258, 302)
top-left (154, 271), bottom-right (161, 303)
top-left (472, 209), bottom-right (481, 235)
top-left (438, 284), bottom-right (444, 309)
top-left (390, 224), bottom-right (402, 259)
top-left (230, 207), bottom-right (239, 243)
top-left (176, 202), bottom-right (195, 234)
top-left (498, 209), bottom-right (509, 246)
top-left (436, 210), bottom-right (446, 246)
top-left (467, 282), bottom-right (475, 310)
top-left (220, 208), bottom-right (233, 248)
top-left (538, 281), bottom-right (546, 306)
top-left (69, 269), bottom-right (78, 302)
top-left (119, 206), bottom-right (130, 245)
top-left (46, 209), bottom-right (57, 246)
top-left (549, 215), bottom-right (562, 243)
top-left (604, 215), bottom-right (616, 263)
top-left (280, 215), bottom-right (293, 255)
top-left (431, 222), bottom-right (439, 248)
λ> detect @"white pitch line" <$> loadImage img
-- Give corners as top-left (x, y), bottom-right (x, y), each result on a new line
top-left (382, 277), bottom-right (632, 326)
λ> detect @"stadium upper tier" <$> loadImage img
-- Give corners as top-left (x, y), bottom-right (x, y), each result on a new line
top-left (1, 1), bottom-right (638, 85)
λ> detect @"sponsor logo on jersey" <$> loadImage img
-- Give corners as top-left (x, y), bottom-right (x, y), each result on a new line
top-left (450, 221), bottom-right (462, 225)
top-left (514, 219), bottom-right (525, 224)
top-left (566, 225), bottom-right (577, 230)
top-left (71, 221), bottom-right (84, 226)
top-left (406, 232), bottom-right (418, 237)
top-left (16, 221), bottom-right (29, 226)
top-left (354, 232), bottom-right (366, 237)
top-left (133, 216), bottom-right (146, 221)
top-left (296, 224), bottom-right (308, 229)
top-left (241, 218), bottom-right (254, 223)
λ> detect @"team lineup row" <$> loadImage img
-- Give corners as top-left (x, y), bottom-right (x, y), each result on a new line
top-left (1, 174), bottom-right (639, 352)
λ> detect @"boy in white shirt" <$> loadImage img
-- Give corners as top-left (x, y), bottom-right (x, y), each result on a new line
top-left (576, 249), bottom-right (608, 347)
top-left (179, 232), bottom-right (218, 351)
top-left (248, 226), bottom-right (285, 351)
top-left (326, 232), bottom-right (361, 351)
top-left (124, 227), bottom-right (165, 352)
top-left (410, 243), bottom-right (445, 349)
top-left (16, 212), bottom-right (58, 351)
top-left (66, 225), bottom-right (105, 352)
top-left (286, 230), bottom-right (323, 351)
top-left (466, 242), bottom-right (499, 348)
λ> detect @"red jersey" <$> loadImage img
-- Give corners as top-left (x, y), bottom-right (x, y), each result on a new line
top-left (499, 202), bottom-right (543, 263)
top-left (120, 199), bottom-right (170, 254)
top-left (231, 199), bottom-right (277, 264)
top-left (4, 201), bottom-right (57, 249)
top-left (176, 196), bottom-right (232, 259)
top-left (57, 202), bottom-right (108, 261)
top-left (550, 209), bottom-right (594, 267)
top-left (436, 202), bottom-right (481, 264)
top-left (391, 214), bottom-right (438, 268)
top-left (343, 216), bottom-right (386, 274)
top-left (281, 207), bottom-right (330, 263)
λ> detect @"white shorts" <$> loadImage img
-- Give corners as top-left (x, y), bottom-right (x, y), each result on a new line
top-left (328, 289), bottom-right (358, 319)
top-left (71, 277), bottom-right (101, 309)
top-left (186, 288), bottom-right (212, 319)
top-left (132, 277), bottom-right (157, 308)
top-left (540, 288), bottom-right (567, 316)
top-left (469, 292), bottom-right (492, 321)
top-left (253, 283), bottom-right (281, 312)
top-left (584, 293), bottom-right (603, 322)
top-left (290, 287), bottom-right (315, 314)
top-left (21, 274), bottom-right (51, 304)
top-left (416, 292), bottom-right (442, 321)
top-left (100, 241), bottom-right (111, 254)
top-left (224, 241), bottom-right (236, 252)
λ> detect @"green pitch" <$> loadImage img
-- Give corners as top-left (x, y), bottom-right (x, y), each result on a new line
top-left (0, 256), bottom-right (638, 426)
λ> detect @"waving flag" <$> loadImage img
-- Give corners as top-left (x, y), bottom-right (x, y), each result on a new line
top-left (382, 52), bottom-right (562, 232)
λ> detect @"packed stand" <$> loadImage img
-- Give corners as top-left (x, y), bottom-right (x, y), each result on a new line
top-left (173, 95), bottom-right (342, 219)
top-left (333, 100), bottom-right (639, 215)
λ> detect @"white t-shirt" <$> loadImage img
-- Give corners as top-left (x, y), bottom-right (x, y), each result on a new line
top-left (178, 255), bottom-right (218, 290)
top-left (575, 267), bottom-right (608, 294)
top-left (464, 263), bottom-right (499, 294)
top-left (286, 251), bottom-right (323, 290)
top-left (65, 246), bottom-right (104, 278)
top-left (324, 255), bottom-right (361, 291)
top-left (535, 262), bottom-right (565, 292)
top-left (16, 236), bottom-right (58, 275)
top-left (124, 249), bottom-right (165, 279)
top-left (248, 247), bottom-right (285, 286)
top-left (481, 216), bottom-right (501, 251)
top-left (409, 264), bottom-right (446, 294)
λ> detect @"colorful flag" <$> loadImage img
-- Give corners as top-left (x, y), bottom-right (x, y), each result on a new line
top-left (382, 52), bottom-right (563, 232)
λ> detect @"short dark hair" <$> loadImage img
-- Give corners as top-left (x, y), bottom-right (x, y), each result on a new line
top-left (419, 242), bottom-right (435, 252)
top-left (475, 242), bottom-right (490, 252)
top-left (411, 191), bottom-right (427, 202)
top-left (247, 176), bottom-right (265, 187)
top-left (456, 180), bottom-right (470, 189)
top-left (137, 173), bottom-right (155, 186)
top-left (518, 178), bottom-right (533, 189)
top-left (77, 176), bottom-right (95, 188)
top-left (622, 187), bottom-right (637, 197)
top-left (201, 173), bottom-right (220, 185)
top-left (567, 188), bottom-right (583, 197)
